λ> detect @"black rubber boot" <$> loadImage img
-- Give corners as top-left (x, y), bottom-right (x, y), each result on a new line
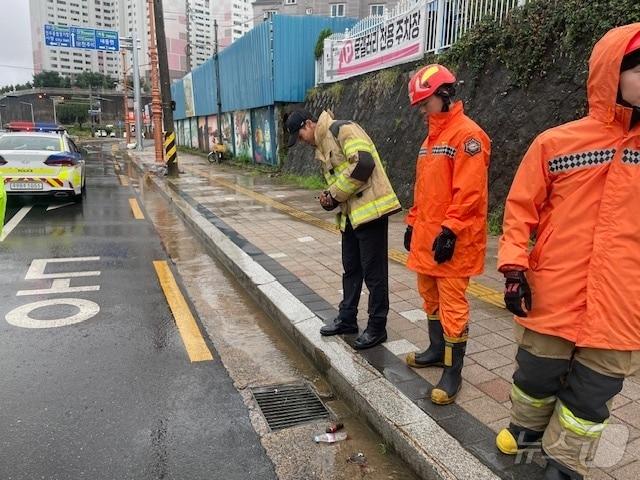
top-left (431, 339), bottom-right (466, 405)
top-left (406, 319), bottom-right (444, 368)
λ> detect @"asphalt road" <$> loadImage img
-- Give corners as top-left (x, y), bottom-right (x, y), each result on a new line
top-left (0, 141), bottom-right (276, 480)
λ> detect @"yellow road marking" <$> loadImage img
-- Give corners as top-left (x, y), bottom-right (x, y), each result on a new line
top-left (153, 260), bottom-right (214, 362)
top-left (201, 174), bottom-right (506, 310)
top-left (119, 175), bottom-right (129, 186)
top-left (129, 198), bottom-right (145, 220)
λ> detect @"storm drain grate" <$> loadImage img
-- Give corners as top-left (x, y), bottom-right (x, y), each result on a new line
top-left (251, 383), bottom-right (330, 431)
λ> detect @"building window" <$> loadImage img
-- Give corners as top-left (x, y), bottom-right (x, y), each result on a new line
top-left (284, 0), bottom-right (296, 4)
top-left (330, 3), bottom-right (345, 17)
top-left (370, 4), bottom-right (384, 16)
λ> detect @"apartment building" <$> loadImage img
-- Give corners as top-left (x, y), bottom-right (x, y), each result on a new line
top-left (252, 0), bottom-right (392, 22)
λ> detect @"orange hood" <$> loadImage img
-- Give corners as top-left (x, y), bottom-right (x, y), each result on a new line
top-left (588, 22), bottom-right (640, 123)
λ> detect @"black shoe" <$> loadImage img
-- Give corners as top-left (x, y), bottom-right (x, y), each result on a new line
top-left (431, 339), bottom-right (466, 405)
top-left (353, 329), bottom-right (387, 350)
top-left (406, 319), bottom-right (444, 368)
top-left (320, 319), bottom-right (358, 336)
top-left (543, 457), bottom-right (584, 480)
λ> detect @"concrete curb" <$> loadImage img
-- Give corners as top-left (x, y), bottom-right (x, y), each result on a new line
top-left (130, 155), bottom-right (500, 480)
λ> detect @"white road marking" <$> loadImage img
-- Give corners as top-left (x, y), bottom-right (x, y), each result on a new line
top-left (25, 257), bottom-right (101, 280)
top-left (17, 278), bottom-right (100, 296)
top-left (0, 206), bottom-right (33, 242)
top-left (46, 202), bottom-right (75, 212)
top-left (5, 298), bottom-right (100, 329)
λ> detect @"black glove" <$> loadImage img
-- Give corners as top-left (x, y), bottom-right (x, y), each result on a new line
top-left (404, 226), bottom-right (413, 252)
top-left (320, 191), bottom-right (338, 211)
top-left (432, 227), bottom-right (456, 263)
top-left (504, 270), bottom-right (532, 317)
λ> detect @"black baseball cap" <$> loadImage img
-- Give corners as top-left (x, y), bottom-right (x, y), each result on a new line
top-left (285, 109), bottom-right (313, 147)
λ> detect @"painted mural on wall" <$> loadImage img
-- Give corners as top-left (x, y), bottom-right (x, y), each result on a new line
top-left (183, 73), bottom-right (195, 118)
top-left (190, 117), bottom-right (198, 149)
top-left (221, 112), bottom-right (234, 155)
top-left (233, 110), bottom-right (253, 159)
top-left (175, 121), bottom-right (183, 146)
top-left (182, 119), bottom-right (190, 147)
top-left (251, 107), bottom-right (275, 165)
top-left (198, 117), bottom-right (207, 151)
top-left (206, 115), bottom-right (217, 151)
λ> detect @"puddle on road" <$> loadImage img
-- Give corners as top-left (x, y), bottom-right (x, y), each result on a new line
top-left (131, 165), bottom-right (418, 480)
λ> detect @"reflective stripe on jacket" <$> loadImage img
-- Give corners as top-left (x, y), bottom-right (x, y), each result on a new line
top-left (406, 101), bottom-right (491, 277)
top-left (314, 111), bottom-right (401, 230)
top-left (498, 23), bottom-right (640, 350)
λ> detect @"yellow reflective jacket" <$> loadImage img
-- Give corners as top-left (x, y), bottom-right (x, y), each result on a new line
top-left (314, 111), bottom-right (401, 231)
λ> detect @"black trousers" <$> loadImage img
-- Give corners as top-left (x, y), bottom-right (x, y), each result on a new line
top-left (337, 216), bottom-right (389, 331)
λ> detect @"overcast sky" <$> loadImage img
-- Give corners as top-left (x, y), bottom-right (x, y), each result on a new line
top-left (0, 0), bottom-right (34, 88)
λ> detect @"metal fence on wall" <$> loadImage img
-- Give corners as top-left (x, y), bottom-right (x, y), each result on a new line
top-left (318, 0), bottom-right (527, 84)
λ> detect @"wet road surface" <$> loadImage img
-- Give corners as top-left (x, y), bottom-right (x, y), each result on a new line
top-left (128, 152), bottom-right (419, 480)
top-left (0, 140), bottom-right (418, 479)
top-left (0, 141), bottom-right (276, 480)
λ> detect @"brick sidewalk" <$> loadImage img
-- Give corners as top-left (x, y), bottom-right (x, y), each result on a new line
top-left (133, 151), bottom-right (640, 479)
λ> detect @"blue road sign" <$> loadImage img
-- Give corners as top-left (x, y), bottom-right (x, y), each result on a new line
top-left (43, 24), bottom-right (119, 52)
top-left (95, 30), bottom-right (119, 52)
top-left (44, 24), bottom-right (72, 48)
top-left (73, 27), bottom-right (97, 50)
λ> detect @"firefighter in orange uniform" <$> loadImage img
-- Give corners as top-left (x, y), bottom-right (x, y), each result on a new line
top-left (404, 64), bottom-right (491, 405)
top-left (496, 24), bottom-right (640, 479)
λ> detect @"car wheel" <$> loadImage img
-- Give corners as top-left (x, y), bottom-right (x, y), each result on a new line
top-left (74, 181), bottom-right (86, 203)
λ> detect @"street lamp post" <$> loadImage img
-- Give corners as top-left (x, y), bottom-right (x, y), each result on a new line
top-left (147, 0), bottom-right (164, 164)
top-left (120, 36), bottom-right (144, 151)
top-left (20, 101), bottom-right (34, 123)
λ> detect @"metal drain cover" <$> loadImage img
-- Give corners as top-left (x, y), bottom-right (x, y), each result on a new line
top-left (251, 383), bottom-right (330, 431)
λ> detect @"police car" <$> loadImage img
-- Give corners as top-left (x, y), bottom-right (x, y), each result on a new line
top-left (0, 122), bottom-right (86, 200)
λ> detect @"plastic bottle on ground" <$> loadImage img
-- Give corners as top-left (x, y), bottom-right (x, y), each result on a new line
top-left (314, 431), bottom-right (348, 443)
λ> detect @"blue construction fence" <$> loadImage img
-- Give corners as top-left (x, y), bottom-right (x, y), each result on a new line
top-left (174, 106), bottom-right (277, 164)
top-left (171, 14), bottom-right (356, 165)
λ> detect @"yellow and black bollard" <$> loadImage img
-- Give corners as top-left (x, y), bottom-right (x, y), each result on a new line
top-left (164, 131), bottom-right (178, 174)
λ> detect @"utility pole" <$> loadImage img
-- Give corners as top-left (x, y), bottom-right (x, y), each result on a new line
top-left (185, 1), bottom-right (192, 71)
top-left (132, 37), bottom-right (144, 151)
top-left (153, 0), bottom-right (178, 176)
top-left (121, 50), bottom-right (130, 143)
top-left (147, 0), bottom-right (164, 164)
top-left (214, 19), bottom-right (223, 147)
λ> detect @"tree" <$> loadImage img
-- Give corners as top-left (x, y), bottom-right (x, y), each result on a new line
top-left (57, 103), bottom-right (88, 127)
top-left (33, 71), bottom-right (64, 88)
top-left (74, 71), bottom-right (117, 89)
top-left (315, 28), bottom-right (333, 59)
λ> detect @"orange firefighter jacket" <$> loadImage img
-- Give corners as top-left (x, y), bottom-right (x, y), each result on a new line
top-left (406, 101), bottom-right (491, 277)
top-left (498, 23), bottom-right (640, 350)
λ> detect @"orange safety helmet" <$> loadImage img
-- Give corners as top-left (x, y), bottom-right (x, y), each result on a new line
top-left (408, 64), bottom-right (457, 106)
